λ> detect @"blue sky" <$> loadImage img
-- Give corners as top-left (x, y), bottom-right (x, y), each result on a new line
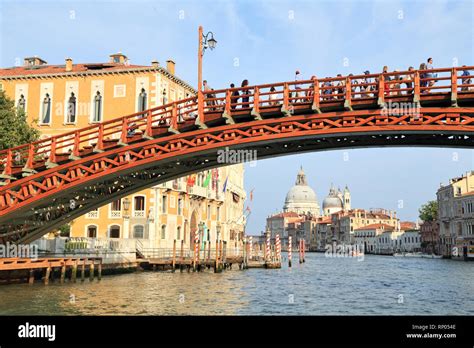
top-left (1, 0), bottom-right (473, 234)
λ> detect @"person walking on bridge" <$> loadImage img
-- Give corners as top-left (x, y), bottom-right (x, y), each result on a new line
top-left (294, 70), bottom-right (302, 102)
top-left (461, 66), bottom-right (472, 92)
top-left (230, 83), bottom-right (240, 110)
top-left (426, 57), bottom-right (438, 92)
top-left (241, 79), bottom-right (251, 108)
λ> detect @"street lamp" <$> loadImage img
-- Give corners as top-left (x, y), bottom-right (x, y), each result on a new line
top-left (123, 197), bottom-right (130, 216)
top-left (198, 26), bottom-right (217, 92)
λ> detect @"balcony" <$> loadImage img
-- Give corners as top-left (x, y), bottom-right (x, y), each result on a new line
top-left (86, 210), bottom-right (99, 219)
top-left (133, 210), bottom-right (146, 218)
top-left (110, 210), bottom-right (122, 219)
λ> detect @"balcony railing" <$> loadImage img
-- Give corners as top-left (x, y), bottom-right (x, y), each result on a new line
top-left (110, 210), bottom-right (122, 218)
top-left (133, 210), bottom-right (145, 218)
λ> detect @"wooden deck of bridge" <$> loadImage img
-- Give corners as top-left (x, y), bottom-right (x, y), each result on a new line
top-left (0, 257), bottom-right (102, 284)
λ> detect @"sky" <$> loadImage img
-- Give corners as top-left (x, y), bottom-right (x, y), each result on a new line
top-left (0, 0), bottom-right (473, 234)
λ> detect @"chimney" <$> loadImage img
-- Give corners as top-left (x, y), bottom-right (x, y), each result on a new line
top-left (151, 60), bottom-right (159, 68)
top-left (65, 58), bottom-right (73, 72)
top-left (166, 59), bottom-right (175, 75)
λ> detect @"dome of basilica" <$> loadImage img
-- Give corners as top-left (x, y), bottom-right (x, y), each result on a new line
top-left (283, 167), bottom-right (320, 216)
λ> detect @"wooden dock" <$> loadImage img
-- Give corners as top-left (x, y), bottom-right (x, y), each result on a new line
top-left (0, 257), bottom-right (102, 285)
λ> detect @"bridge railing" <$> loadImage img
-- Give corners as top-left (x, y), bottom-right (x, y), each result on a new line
top-left (0, 66), bottom-right (473, 181)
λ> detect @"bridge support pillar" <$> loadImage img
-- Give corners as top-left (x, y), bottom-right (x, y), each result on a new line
top-left (222, 112), bottom-right (235, 124)
top-left (45, 161), bottom-right (58, 169)
top-left (168, 126), bottom-right (180, 134)
top-left (195, 117), bottom-right (208, 129)
top-left (22, 167), bottom-right (37, 177)
top-left (251, 108), bottom-right (262, 120)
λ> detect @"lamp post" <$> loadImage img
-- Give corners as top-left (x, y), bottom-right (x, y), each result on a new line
top-left (198, 26), bottom-right (217, 92)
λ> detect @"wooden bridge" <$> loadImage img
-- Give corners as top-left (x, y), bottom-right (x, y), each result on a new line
top-left (0, 65), bottom-right (473, 243)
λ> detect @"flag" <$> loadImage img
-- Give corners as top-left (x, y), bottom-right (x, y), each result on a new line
top-left (245, 205), bottom-right (251, 213)
top-left (212, 169), bottom-right (219, 190)
top-left (203, 171), bottom-right (211, 188)
top-left (249, 189), bottom-right (254, 202)
top-left (222, 176), bottom-right (228, 192)
top-left (186, 174), bottom-right (196, 187)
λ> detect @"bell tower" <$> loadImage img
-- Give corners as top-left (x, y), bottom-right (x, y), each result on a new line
top-left (343, 185), bottom-right (351, 210)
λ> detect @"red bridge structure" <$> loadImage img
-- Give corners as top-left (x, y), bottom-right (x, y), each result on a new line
top-left (0, 66), bottom-right (473, 244)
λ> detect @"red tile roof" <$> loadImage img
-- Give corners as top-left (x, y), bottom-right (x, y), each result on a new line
top-left (354, 223), bottom-right (394, 231)
top-left (400, 221), bottom-right (417, 230)
top-left (0, 63), bottom-right (149, 77)
top-left (268, 211), bottom-right (301, 218)
top-left (317, 216), bottom-right (332, 224)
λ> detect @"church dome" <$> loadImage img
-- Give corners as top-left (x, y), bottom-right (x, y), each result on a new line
top-left (322, 196), bottom-right (343, 209)
top-left (322, 184), bottom-right (346, 215)
top-left (283, 167), bottom-right (320, 216)
top-left (285, 185), bottom-right (318, 204)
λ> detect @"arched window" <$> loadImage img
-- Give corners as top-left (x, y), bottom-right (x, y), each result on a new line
top-left (93, 91), bottom-right (102, 122)
top-left (133, 225), bottom-right (144, 239)
top-left (87, 225), bottom-right (97, 238)
top-left (138, 88), bottom-right (147, 112)
top-left (41, 93), bottom-right (51, 124)
top-left (67, 92), bottom-right (76, 123)
top-left (161, 225), bottom-right (166, 239)
top-left (177, 226), bottom-right (181, 240)
top-left (109, 225), bottom-right (120, 238)
top-left (17, 94), bottom-right (26, 112)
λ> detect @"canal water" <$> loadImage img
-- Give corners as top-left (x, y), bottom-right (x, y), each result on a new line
top-left (0, 253), bottom-right (472, 315)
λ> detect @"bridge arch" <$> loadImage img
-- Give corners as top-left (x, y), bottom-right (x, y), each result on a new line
top-left (0, 65), bottom-right (473, 243)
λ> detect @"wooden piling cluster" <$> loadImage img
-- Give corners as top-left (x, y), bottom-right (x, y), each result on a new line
top-left (141, 239), bottom-right (244, 273)
top-left (0, 257), bottom-right (102, 285)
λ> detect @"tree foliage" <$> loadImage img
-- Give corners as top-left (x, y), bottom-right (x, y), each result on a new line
top-left (419, 200), bottom-right (438, 222)
top-left (0, 90), bottom-right (40, 150)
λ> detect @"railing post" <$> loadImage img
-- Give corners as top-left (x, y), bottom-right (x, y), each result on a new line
top-left (281, 83), bottom-right (290, 115)
top-left (120, 117), bottom-right (128, 145)
top-left (96, 123), bottom-right (104, 151)
top-left (377, 74), bottom-right (385, 107)
top-left (413, 72), bottom-right (420, 106)
top-left (21, 143), bottom-right (37, 175)
top-left (45, 137), bottom-right (57, 168)
top-left (72, 131), bottom-right (80, 158)
top-left (311, 78), bottom-right (321, 113)
top-left (198, 90), bottom-right (204, 121)
top-left (145, 109), bottom-right (153, 138)
top-left (451, 67), bottom-right (458, 106)
top-left (344, 77), bottom-right (352, 111)
top-left (3, 149), bottom-right (12, 176)
top-left (171, 102), bottom-right (178, 129)
top-left (225, 89), bottom-right (231, 115)
top-left (251, 86), bottom-right (261, 120)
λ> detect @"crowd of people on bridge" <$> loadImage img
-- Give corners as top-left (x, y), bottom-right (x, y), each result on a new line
top-left (189, 59), bottom-right (472, 119)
